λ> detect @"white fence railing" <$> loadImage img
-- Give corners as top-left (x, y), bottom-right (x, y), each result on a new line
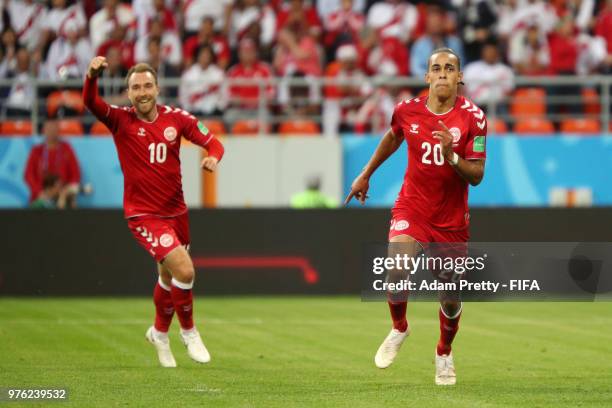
top-left (0, 75), bottom-right (609, 136)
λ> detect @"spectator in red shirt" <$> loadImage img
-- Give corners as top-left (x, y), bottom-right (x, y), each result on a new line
top-left (183, 16), bottom-right (230, 69)
top-left (276, 0), bottom-right (322, 40)
top-left (24, 119), bottom-right (81, 206)
top-left (548, 16), bottom-right (579, 76)
top-left (274, 12), bottom-right (322, 116)
top-left (227, 38), bottom-right (274, 110)
top-left (96, 25), bottom-right (135, 69)
top-left (225, 38), bottom-right (274, 126)
top-left (547, 16), bottom-right (581, 117)
top-left (323, 0), bottom-right (365, 62)
top-left (274, 15), bottom-right (322, 77)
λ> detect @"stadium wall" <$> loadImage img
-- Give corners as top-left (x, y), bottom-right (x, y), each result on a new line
top-left (1, 135), bottom-right (611, 209)
top-left (0, 136), bottom-right (343, 208)
top-left (343, 135), bottom-right (612, 207)
top-left (1, 208), bottom-right (611, 296)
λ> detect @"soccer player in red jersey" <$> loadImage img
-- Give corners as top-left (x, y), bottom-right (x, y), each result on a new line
top-left (83, 56), bottom-right (225, 368)
top-left (345, 48), bottom-right (487, 385)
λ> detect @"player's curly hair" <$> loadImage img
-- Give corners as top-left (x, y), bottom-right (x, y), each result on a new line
top-left (125, 63), bottom-right (158, 86)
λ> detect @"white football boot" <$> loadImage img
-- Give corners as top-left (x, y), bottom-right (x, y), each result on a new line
top-left (374, 327), bottom-right (410, 368)
top-left (145, 326), bottom-right (177, 368)
top-left (435, 352), bottom-right (456, 385)
top-left (179, 328), bottom-right (211, 364)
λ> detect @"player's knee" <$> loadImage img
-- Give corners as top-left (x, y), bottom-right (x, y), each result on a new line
top-left (441, 300), bottom-right (461, 317)
top-left (173, 263), bottom-right (195, 284)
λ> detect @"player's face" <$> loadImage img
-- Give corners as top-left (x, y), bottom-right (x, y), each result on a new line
top-left (127, 72), bottom-right (159, 116)
top-left (425, 53), bottom-right (462, 99)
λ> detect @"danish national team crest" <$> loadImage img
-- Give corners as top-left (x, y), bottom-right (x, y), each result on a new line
top-left (449, 127), bottom-right (462, 144)
top-left (160, 233), bottom-right (174, 248)
top-left (390, 219), bottom-right (409, 231)
top-left (164, 127), bottom-right (177, 142)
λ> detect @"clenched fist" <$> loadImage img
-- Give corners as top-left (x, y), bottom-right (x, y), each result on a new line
top-left (87, 56), bottom-right (108, 79)
top-left (201, 156), bottom-right (219, 172)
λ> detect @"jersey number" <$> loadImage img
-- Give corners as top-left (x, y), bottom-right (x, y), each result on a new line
top-left (421, 142), bottom-right (444, 166)
top-left (148, 143), bottom-right (167, 164)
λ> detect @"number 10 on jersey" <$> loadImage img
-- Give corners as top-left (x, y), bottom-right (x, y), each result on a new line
top-left (148, 143), bottom-right (167, 164)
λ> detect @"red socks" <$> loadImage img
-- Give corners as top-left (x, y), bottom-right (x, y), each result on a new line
top-left (153, 278), bottom-right (174, 332)
top-left (170, 278), bottom-right (194, 330)
top-left (436, 306), bottom-right (462, 356)
top-left (388, 301), bottom-right (408, 332)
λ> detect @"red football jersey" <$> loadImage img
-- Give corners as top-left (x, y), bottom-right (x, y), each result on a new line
top-left (83, 76), bottom-right (223, 218)
top-left (227, 62), bottom-right (274, 109)
top-left (390, 95), bottom-right (487, 230)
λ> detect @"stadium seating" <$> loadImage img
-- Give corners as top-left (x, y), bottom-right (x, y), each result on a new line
top-left (201, 120), bottom-right (227, 136)
top-left (57, 119), bottom-right (85, 136)
top-left (279, 120), bottom-right (320, 136)
top-left (514, 118), bottom-right (555, 134)
top-left (90, 121), bottom-right (112, 136)
top-left (560, 118), bottom-right (600, 134)
top-left (510, 88), bottom-right (546, 119)
top-left (582, 88), bottom-right (600, 115)
top-left (489, 119), bottom-right (508, 134)
top-left (47, 90), bottom-right (85, 117)
top-left (231, 120), bottom-right (269, 136)
top-left (0, 120), bottom-right (33, 136)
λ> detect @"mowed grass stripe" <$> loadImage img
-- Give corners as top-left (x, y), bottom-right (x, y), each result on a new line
top-left (0, 298), bottom-right (610, 408)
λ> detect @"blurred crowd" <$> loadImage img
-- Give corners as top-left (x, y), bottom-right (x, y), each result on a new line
top-left (0, 0), bottom-right (611, 134)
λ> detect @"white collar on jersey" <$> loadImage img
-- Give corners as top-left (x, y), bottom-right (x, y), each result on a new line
top-left (424, 97), bottom-right (456, 116)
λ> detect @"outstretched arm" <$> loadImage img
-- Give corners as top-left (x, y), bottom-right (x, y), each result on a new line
top-left (82, 56), bottom-right (110, 119)
top-left (344, 128), bottom-right (403, 205)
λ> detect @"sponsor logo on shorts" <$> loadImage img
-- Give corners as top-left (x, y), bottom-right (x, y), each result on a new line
top-left (390, 219), bottom-right (409, 231)
top-left (160, 233), bottom-right (174, 248)
top-left (395, 220), bottom-right (409, 231)
top-left (164, 127), bottom-right (178, 142)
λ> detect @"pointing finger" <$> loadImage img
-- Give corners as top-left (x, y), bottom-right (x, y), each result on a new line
top-left (344, 191), bottom-right (355, 205)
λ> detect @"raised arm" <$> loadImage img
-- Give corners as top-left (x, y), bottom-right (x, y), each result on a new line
top-left (344, 128), bottom-right (404, 205)
top-left (82, 56), bottom-right (111, 120)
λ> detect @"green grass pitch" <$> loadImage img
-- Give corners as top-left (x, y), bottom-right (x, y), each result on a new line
top-left (0, 297), bottom-right (611, 407)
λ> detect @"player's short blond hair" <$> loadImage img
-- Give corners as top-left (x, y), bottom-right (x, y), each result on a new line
top-left (125, 63), bottom-right (158, 86)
